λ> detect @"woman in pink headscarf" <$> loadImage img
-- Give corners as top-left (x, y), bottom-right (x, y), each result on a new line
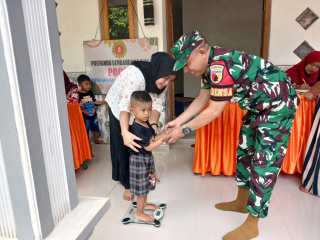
top-left (286, 51), bottom-right (320, 100)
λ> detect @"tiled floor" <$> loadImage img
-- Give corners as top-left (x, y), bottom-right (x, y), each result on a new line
top-left (76, 144), bottom-right (320, 240)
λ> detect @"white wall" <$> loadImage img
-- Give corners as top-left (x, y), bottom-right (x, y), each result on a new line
top-left (56, 0), bottom-right (101, 72)
top-left (136, 0), bottom-right (167, 51)
top-left (269, 0), bottom-right (320, 65)
top-left (56, 0), bottom-right (167, 72)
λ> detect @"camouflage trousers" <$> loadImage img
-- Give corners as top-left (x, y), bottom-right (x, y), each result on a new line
top-left (236, 110), bottom-right (296, 218)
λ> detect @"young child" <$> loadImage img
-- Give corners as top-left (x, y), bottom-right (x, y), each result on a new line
top-left (77, 74), bottom-right (105, 144)
top-left (129, 91), bottom-right (170, 222)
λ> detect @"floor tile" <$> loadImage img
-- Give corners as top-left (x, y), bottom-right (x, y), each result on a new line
top-left (74, 145), bottom-right (318, 240)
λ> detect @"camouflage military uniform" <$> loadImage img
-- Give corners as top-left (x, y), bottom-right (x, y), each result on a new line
top-left (171, 31), bottom-right (300, 218)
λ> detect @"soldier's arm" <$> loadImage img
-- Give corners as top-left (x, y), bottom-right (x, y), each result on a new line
top-left (184, 100), bottom-right (228, 132)
top-left (166, 100), bottom-right (228, 143)
top-left (174, 89), bottom-right (211, 126)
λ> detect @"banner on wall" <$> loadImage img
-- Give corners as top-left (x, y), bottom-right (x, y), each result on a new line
top-left (83, 38), bottom-right (158, 94)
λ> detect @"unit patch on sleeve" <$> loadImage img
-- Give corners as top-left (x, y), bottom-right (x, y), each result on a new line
top-left (210, 64), bottom-right (224, 84)
top-left (209, 60), bottom-right (234, 102)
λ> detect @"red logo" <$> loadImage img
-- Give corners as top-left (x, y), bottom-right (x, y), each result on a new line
top-left (210, 64), bottom-right (224, 84)
top-left (112, 42), bottom-right (127, 58)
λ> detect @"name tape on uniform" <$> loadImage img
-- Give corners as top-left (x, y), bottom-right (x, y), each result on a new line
top-left (211, 88), bottom-right (233, 97)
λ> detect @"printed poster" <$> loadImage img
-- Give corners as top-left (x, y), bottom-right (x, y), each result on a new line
top-left (83, 38), bottom-right (158, 94)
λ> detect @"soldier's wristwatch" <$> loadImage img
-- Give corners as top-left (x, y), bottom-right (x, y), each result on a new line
top-left (182, 124), bottom-right (192, 135)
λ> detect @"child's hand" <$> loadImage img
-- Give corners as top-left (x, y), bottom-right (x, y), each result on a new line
top-left (164, 129), bottom-right (172, 135)
top-left (162, 134), bottom-right (171, 142)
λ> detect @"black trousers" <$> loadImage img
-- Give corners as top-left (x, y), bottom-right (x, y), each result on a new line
top-left (109, 109), bottom-right (131, 189)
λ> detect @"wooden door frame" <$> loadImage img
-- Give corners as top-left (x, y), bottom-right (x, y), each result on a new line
top-left (166, 0), bottom-right (175, 121)
top-left (98, 0), bottom-right (110, 40)
top-left (260, 0), bottom-right (272, 59)
top-left (128, 0), bottom-right (136, 39)
top-left (99, 0), bottom-right (136, 40)
top-left (166, 0), bottom-right (272, 121)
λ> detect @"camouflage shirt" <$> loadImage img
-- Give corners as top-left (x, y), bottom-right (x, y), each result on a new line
top-left (202, 47), bottom-right (299, 114)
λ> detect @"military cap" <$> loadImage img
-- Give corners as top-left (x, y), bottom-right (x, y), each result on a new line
top-left (170, 30), bottom-right (205, 71)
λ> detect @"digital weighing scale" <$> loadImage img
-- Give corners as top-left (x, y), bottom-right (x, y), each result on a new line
top-left (121, 202), bottom-right (167, 227)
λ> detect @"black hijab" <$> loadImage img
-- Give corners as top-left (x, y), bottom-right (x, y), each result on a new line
top-left (132, 52), bottom-right (177, 95)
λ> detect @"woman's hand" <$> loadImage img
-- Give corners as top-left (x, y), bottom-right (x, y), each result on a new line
top-left (121, 130), bottom-right (142, 153)
top-left (165, 119), bottom-right (181, 131)
top-left (300, 83), bottom-right (310, 90)
top-left (304, 91), bottom-right (315, 100)
top-left (151, 124), bottom-right (159, 135)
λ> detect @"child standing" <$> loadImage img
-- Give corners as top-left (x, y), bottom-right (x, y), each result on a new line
top-left (129, 91), bottom-right (170, 222)
top-left (77, 74), bottom-right (105, 144)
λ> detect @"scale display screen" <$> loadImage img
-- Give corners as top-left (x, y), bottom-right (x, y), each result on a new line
top-left (156, 211), bottom-right (161, 216)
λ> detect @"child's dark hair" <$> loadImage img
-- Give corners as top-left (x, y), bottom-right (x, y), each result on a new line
top-left (77, 74), bottom-right (91, 84)
top-left (130, 91), bottom-right (152, 107)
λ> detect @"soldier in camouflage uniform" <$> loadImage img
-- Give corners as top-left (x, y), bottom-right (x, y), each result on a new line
top-left (165, 30), bottom-right (299, 240)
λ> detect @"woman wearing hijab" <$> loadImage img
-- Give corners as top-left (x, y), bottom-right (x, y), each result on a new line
top-left (287, 52), bottom-right (320, 196)
top-left (286, 51), bottom-right (320, 100)
top-left (64, 70), bottom-right (79, 103)
top-left (105, 52), bottom-right (177, 201)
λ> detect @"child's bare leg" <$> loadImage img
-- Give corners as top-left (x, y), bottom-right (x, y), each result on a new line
top-left (87, 132), bottom-right (93, 156)
top-left (144, 201), bottom-right (158, 210)
top-left (93, 131), bottom-right (103, 144)
top-left (123, 189), bottom-right (134, 201)
top-left (135, 195), bottom-right (155, 222)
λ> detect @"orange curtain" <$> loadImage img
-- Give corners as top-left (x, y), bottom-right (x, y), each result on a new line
top-left (67, 103), bottom-right (92, 169)
top-left (193, 97), bottom-right (318, 176)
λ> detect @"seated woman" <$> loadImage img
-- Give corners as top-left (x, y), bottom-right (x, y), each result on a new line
top-left (286, 51), bottom-right (320, 100)
top-left (288, 52), bottom-right (320, 196)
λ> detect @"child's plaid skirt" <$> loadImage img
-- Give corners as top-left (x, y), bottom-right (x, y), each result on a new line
top-left (129, 153), bottom-right (156, 197)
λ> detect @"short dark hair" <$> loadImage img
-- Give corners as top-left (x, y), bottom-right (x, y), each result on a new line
top-left (130, 91), bottom-right (152, 107)
top-left (77, 74), bottom-right (91, 84)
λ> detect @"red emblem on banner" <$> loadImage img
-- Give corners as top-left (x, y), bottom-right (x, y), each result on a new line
top-left (112, 42), bottom-right (127, 58)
